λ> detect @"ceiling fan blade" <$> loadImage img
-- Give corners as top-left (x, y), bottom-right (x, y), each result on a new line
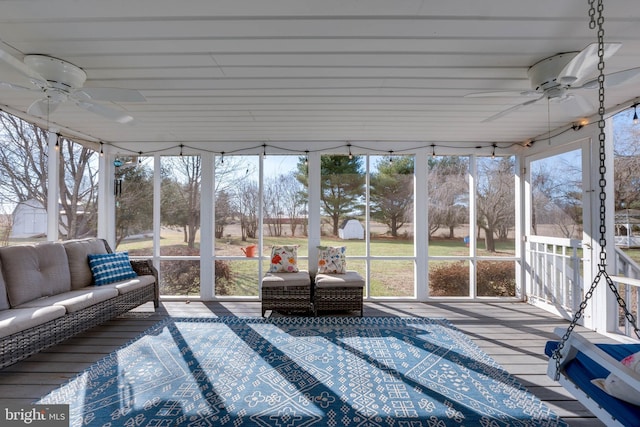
top-left (559, 42), bottom-right (622, 85)
top-left (466, 90), bottom-right (538, 98)
top-left (75, 100), bottom-right (134, 124)
top-left (27, 98), bottom-right (61, 117)
top-left (0, 80), bottom-right (34, 92)
top-left (604, 66), bottom-right (640, 87)
top-left (555, 93), bottom-right (594, 117)
top-left (0, 46), bottom-right (46, 82)
top-left (573, 66), bottom-right (640, 90)
top-left (482, 95), bottom-right (544, 122)
top-left (74, 87), bottom-right (146, 103)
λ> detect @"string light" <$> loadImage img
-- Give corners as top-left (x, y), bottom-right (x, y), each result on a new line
top-left (304, 150), bottom-right (309, 165)
top-left (115, 141), bottom-right (525, 162)
top-left (54, 135), bottom-right (60, 151)
top-left (138, 152), bottom-right (142, 164)
top-left (221, 152), bottom-right (225, 164)
top-left (633, 104), bottom-right (638, 125)
top-left (99, 142), bottom-right (104, 157)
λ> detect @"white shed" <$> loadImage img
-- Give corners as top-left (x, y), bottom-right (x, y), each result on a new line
top-left (11, 199), bottom-right (47, 238)
top-left (338, 219), bottom-right (364, 240)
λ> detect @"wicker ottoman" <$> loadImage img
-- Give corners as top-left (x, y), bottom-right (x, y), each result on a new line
top-left (261, 271), bottom-right (312, 317)
top-left (313, 271), bottom-right (365, 317)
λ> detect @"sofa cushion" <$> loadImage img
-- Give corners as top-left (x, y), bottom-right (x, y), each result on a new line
top-left (262, 271), bottom-right (311, 288)
top-left (0, 243), bottom-right (71, 307)
top-left (16, 288), bottom-right (119, 313)
top-left (0, 257), bottom-right (8, 310)
top-left (88, 252), bottom-right (137, 286)
top-left (314, 271), bottom-right (365, 288)
top-left (97, 275), bottom-right (155, 294)
top-left (0, 306), bottom-right (67, 338)
top-left (63, 238), bottom-right (108, 289)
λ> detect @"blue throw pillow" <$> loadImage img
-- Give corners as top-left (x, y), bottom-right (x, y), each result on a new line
top-left (88, 252), bottom-right (137, 286)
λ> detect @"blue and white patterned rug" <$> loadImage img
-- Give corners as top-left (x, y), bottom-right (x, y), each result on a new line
top-left (38, 317), bottom-right (567, 426)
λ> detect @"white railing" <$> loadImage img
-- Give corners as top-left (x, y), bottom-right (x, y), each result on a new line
top-left (527, 237), bottom-right (640, 338)
top-left (612, 249), bottom-right (640, 339)
top-left (527, 236), bottom-right (583, 317)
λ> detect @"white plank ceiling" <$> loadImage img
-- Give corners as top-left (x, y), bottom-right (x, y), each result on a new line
top-left (0, 0), bottom-right (639, 154)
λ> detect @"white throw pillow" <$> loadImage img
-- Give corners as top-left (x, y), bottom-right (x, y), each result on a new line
top-left (591, 351), bottom-right (640, 406)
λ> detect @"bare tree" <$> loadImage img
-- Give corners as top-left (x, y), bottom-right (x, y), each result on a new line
top-left (531, 157), bottom-right (583, 238)
top-left (427, 157), bottom-right (468, 238)
top-left (215, 189), bottom-right (232, 239)
top-left (0, 204), bottom-right (13, 246)
top-left (0, 113), bottom-right (48, 205)
top-left (161, 156), bottom-right (201, 248)
top-left (0, 112), bottom-right (98, 239)
top-left (477, 157), bottom-right (514, 252)
top-left (263, 176), bottom-right (285, 237)
top-left (59, 137), bottom-right (99, 239)
top-left (214, 156), bottom-right (256, 239)
top-left (263, 172), bottom-right (305, 237)
top-left (235, 180), bottom-right (259, 241)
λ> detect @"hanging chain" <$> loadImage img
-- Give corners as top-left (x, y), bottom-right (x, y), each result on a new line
top-left (553, 0), bottom-right (640, 381)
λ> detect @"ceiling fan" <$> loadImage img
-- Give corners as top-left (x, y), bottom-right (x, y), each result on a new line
top-left (468, 43), bottom-right (640, 122)
top-left (0, 48), bottom-right (145, 124)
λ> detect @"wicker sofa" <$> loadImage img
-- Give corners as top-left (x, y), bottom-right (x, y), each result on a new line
top-left (0, 238), bottom-right (158, 369)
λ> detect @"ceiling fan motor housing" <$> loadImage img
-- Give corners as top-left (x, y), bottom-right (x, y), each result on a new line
top-left (23, 55), bottom-right (87, 92)
top-left (527, 52), bottom-right (579, 93)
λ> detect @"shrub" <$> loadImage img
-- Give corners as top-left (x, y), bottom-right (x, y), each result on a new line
top-left (429, 262), bottom-right (469, 296)
top-left (429, 261), bottom-right (515, 297)
top-left (131, 245), bottom-right (233, 296)
top-left (477, 261), bottom-right (516, 296)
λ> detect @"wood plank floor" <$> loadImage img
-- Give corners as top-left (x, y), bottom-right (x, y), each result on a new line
top-left (0, 301), bottom-right (612, 426)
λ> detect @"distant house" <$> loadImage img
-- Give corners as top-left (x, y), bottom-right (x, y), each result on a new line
top-left (11, 198), bottom-right (47, 238)
top-left (9, 198), bottom-right (86, 238)
top-left (338, 219), bottom-right (364, 240)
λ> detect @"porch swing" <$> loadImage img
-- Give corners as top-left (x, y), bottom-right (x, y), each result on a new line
top-left (545, 2), bottom-right (640, 426)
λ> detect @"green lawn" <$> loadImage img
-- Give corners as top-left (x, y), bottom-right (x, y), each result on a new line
top-left (118, 233), bottom-right (516, 297)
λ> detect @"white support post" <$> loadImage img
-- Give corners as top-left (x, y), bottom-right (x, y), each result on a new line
top-left (98, 150), bottom-right (116, 247)
top-left (153, 155), bottom-right (162, 275)
top-left (415, 149), bottom-right (428, 301)
top-left (200, 152), bottom-right (214, 301)
top-left (468, 155), bottom-right (477, 298)
top-left (515, 154), bottom-right (525, 298)
top-left (307, 151), bottom-right (321, 275)
top-left (585, 119), bottom-right (617, 333)
top-left (46, 132), bottom-right (59, 241)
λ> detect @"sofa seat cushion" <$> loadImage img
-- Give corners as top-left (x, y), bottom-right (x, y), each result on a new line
top-left (315, 271), bottom-right (365, 288)
top-left (0, 306), bottom-right (67, 338)
top-left (16, 288), bottom-right (119, 313)
top-left (262, 271), bottom-right (311, 288)
top-left (97, 275), bottom-right (155, 294)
